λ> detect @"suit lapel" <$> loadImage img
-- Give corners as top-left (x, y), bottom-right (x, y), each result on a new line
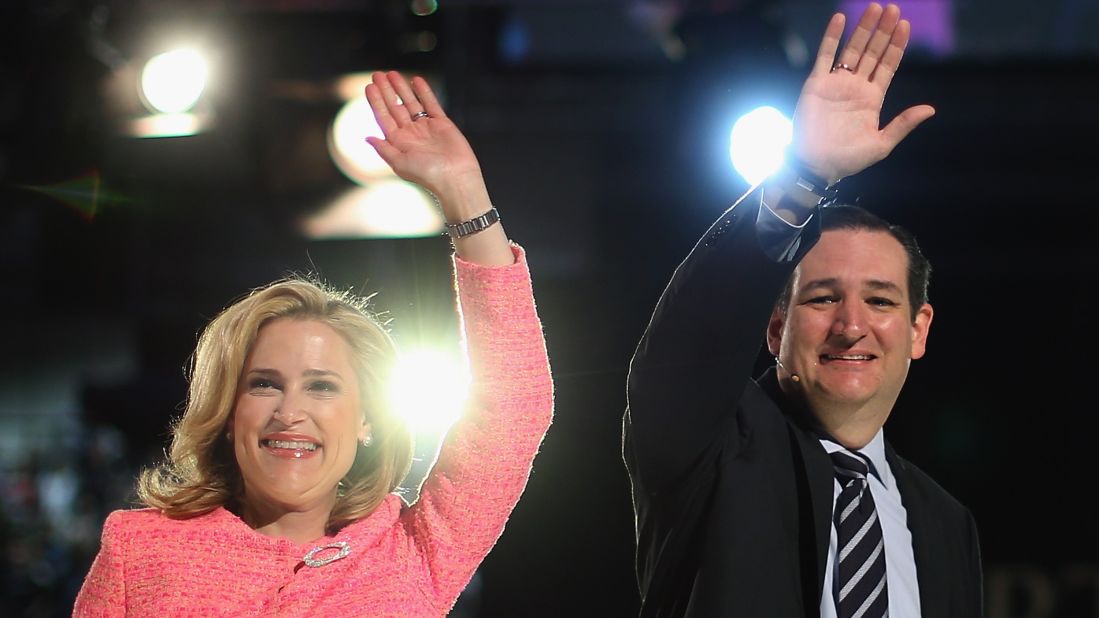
top-left (759, 368), bottom-right (835, 606)
top-left (886, 442), bottom-right (945, 617)
top-left (759, 372), bottom-right (952, 615)
top-left (793, 420), bottom-right (834, 604)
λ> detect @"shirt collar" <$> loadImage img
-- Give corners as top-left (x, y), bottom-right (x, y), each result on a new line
top-left (820, 429), bottom-right (892, 489)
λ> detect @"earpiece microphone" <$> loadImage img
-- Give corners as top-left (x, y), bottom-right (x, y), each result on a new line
top-left (774, 357), bottom-right (800, 383)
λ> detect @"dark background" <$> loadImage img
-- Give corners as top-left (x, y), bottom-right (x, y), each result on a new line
top-left (2, 0), bottom-right (1098, 616)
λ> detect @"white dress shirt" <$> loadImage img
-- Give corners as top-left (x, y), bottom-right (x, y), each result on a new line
top-left (819, 431), bottom-right (922, 618)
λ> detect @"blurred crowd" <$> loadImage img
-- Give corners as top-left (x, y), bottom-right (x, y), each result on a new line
top-left (1, 423), bottom-right (134, 616)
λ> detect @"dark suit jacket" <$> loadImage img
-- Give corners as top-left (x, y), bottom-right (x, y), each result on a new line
top-left (623, 190), bottom-right (983, 617)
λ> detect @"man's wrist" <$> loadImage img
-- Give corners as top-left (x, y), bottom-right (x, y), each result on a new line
top-left (776, 154), bottom-right (840, 206)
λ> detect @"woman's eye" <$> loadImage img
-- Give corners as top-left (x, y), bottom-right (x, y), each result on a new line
top-left (309, 380), bottom-right (339, 393)
top-left (249, 378), bottom-right (278, 390)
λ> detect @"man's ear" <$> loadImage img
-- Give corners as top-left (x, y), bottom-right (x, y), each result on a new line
top-left (766, 306), bottom-right (785, 357)
top-left (910, 303), bottom-right (934, 360)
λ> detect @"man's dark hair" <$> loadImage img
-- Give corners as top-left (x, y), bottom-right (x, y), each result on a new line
top-left (774, 204), bottom-right (931, 321)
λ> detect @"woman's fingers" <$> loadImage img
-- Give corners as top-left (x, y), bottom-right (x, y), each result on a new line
top-left (386, 70), bottom-right (425, 120)
top-left (365, 135), bottom-right (402, 168)
top-left (364, 81), bottom-right (398, 136)
top-left (367, 71), bottom-right (442, 130)
top-left (371, 71), bottom-right (413, 127)
top-left (411, 76), bottom-right (447, 119)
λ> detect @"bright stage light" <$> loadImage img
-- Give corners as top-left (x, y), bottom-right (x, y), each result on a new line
top-left (389, 348), bottom-right (470, 434)
top-left (309, 72), bottom-right (446, 238)
top-left (126, 112), bottom-right (210, 139)
top-left (729, 106), bottom-right (792, 186)
top-left (301, 181), bottom-right (444, 239)
top-left (328, 96), bottom-right (392, 183)
top-left (140, 49), bottom-right (208, 114)
top-left (328, 72), bottom-right (447, 185)
top-left (410, 0), bottom-right (439, 17)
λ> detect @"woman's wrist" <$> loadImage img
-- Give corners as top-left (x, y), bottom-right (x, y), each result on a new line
top-left (430, 170), bottom-right (493, 223)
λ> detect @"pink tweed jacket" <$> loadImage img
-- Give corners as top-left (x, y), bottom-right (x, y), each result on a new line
top-left (73, 245), bottom-right (553, 617)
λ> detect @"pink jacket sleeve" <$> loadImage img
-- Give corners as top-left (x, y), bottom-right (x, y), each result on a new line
top-left (403, 243), bottom-right (554, 612)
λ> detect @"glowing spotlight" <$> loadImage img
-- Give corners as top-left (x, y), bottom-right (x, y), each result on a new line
top-left (389, 348), bottom-right (470, 434)
top-left (729, 106), bottom-right (792, 186)
top-left (329, 72), bottom-right (446, 184)
top-left (139, 49), bottom-right (208, 114)
top-left (126, 112), bottom-right (211, 139)
top-left (301, 181), bottom-right (444, 239)
top-left (410, 0), bottom-right (438, 17)
top-left (328, 97), bottom-right (392, 183)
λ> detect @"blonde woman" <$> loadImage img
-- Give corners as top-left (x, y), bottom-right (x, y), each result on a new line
top-left (74, 71), bottom-right (553, 617)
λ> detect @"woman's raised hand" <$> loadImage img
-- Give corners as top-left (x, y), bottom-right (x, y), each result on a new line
top-left (365, 70), bottom-right (513, 266)
top-left (365, 71), bottom-right (486, 218)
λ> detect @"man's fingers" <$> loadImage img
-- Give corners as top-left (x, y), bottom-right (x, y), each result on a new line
top-left (880, 104), bottom-right (935, 148)
top-left (835, 2), bottom-right (883, 70)
top-left (856, 4), bottom-right (900, 77)
top-left (871, 19), bottom-right (912, 89)
top-left (813, 12), bottom-right (847, 75)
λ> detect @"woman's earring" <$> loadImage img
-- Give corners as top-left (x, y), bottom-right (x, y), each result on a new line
top-left (360, 432), bottom-right (373, 447)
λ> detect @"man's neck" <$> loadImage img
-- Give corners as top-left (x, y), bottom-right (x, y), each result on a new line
top-left (811, 408), bottom-right (888, 450)
top-left (772, 373), bottom-right (892, 450)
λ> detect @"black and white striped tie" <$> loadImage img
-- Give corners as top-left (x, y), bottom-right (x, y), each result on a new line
top-left (831, 450), bottom-right (888, 618)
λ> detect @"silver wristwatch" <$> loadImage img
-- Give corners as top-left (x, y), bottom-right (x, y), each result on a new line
top-left (446, 207), bottom-right (500, 239)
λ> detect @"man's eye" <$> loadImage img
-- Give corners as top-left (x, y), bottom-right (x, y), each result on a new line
top-left (868, 297), bottom-right (898, 307)
top-left (806, 295), bottom-right (836, 304)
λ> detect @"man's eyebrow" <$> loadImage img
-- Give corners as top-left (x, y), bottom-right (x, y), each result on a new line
top-left (798, 278), bottom-right (839, 292)
top-left (797, 278), bottom-right (904, 293)
top-left (864, 279), bottom-right (903, 294)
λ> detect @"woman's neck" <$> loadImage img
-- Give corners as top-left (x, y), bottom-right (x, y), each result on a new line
top-left (239, 495), bottom-right (335, 545)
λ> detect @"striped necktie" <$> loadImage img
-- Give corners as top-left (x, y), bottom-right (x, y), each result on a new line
top-left (830, 449), bottom-right (888, 618)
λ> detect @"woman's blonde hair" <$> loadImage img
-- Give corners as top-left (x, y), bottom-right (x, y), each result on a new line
top-left (137, 278), bottom-right (413, 533)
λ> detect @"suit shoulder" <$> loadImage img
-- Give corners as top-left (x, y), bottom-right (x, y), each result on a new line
top-left (891, 454), bottom-right (974, 519)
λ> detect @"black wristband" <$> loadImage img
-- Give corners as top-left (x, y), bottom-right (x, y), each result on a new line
top-left (782, 154), bottom-right (839, 206)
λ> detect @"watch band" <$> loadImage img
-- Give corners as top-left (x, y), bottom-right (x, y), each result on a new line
top-left (446, 207), bottom-right (500, 239)
top-left (782, 155), bottom-right (840, 206)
